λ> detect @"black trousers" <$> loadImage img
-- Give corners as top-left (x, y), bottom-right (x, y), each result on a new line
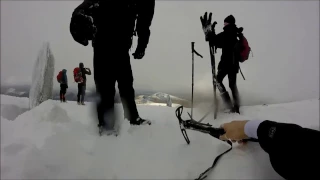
top-left (216, 69), bottom-right (240, 106)
top-left (93, 45), bottom-right (139, 126)
top-left (60, 84), bottom-right (68, 102)
top-left (77, 83), bottom-right (86, 103)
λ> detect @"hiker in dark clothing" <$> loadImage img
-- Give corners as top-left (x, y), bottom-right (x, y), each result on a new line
top-left (70, 0), bottom-right (154, 131)
top-left (201, 13), bottom-right (242, 114)
top-left (220, 120), bottom-right (320, 179)
top-left (59, 69), bottom-right (68, 102)
top-left (77, 62), bottom-right (91, 105)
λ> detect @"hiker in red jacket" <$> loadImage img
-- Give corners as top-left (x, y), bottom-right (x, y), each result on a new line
top-left (219, 120), bottom-right (320, 179)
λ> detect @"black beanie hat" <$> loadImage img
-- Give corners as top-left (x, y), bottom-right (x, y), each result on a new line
top-left (79, 62), bottom-right (84, 68)
top-left (224, 15), bottom-right (236, 24)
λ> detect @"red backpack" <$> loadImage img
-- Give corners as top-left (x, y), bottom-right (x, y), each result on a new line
top-left (57, 71), bottom-right (62, 83)
top-left (73, 67), bottom-right (83, 83)
top-left (235, 31), bottom-right (252, 63)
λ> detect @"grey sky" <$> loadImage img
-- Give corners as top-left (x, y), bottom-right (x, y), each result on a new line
top-left (1, 1), bottom-right (319, 105)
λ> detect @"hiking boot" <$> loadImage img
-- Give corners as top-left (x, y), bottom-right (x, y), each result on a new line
top-left (229, 105), bottom-right (240, 114)
top-left (98, 125), bottom-right (104, 135)
top-left (220, 91), bottom-right (233, 110)
top-left (81, 102), bottom-right (85, 105)
top-left (130, 117), bottom-right (151, 125)
top-left (77, 102), bottom-right (81, 105)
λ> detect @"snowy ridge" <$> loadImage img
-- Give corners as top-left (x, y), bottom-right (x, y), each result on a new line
top-left (1, 95), bottom-right (319, 179)
top-left (136, 92), bottom-right (190, 107)
top-left (5, 88), bottom-right (26, 96)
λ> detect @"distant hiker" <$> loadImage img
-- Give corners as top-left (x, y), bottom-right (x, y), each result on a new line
top-left (219, 120), bottom-right (320, 179)
top-left (201, 13), bottom-right (244, 114)
top-left (70, 0), bottom-right (155, 133)
top-left (57, 69), bottom-right (68, 102)
top-left (74, 62), bottom-right (91, 105)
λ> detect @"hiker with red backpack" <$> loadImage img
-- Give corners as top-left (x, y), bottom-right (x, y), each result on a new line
top-left (201, 13), bottom-right (251, 114)
top-left (74, 62), bottom-right (91, 105)
top-left (57, 69), bottom-right (68, 102)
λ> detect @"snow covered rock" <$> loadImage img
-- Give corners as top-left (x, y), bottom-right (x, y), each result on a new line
top-left (29, 42), bottom-right (55, 109)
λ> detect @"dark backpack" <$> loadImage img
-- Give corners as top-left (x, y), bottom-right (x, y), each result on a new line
top-left (57, 71), bottom-right (63, 83)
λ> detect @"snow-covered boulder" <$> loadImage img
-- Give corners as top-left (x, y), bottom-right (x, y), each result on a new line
top-left (29, 42), bottom-right (55, 109)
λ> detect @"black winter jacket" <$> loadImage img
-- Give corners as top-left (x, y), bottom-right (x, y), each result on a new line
top-left (71, 0), bottom-right (155, 50)
top-left (257, 120), bottom-right (320, 179)
top-left (79, 63), bottom-right (91, 85)
top-left (209, 24), bottom-right (240, 73)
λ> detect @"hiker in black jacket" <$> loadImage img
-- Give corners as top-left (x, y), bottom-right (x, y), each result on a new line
top-left (77, 62), bottom-right (91, 105)
top-left (59, 69), bottom-right (68, 102)
top-left (70, 0), bottom-right (154, 131)
top-left (220, 120), bottom-right (320, 179)
top-left (201, 13), bottom-right (242, 114)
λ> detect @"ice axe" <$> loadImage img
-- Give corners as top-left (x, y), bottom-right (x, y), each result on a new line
top-left (189, 42), bottom-right (203, 120)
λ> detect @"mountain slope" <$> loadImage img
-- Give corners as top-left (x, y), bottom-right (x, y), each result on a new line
top-left (136, 92), bottom-right (191, 107)
top-left (1, 96), bottom-right (318, 179)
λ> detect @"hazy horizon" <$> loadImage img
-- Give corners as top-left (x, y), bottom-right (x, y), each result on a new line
top-left (1, 0), bottom-right (319, 106)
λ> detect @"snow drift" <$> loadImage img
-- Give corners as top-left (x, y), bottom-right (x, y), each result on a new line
top-left (1, 95), bottom-right (319, 179)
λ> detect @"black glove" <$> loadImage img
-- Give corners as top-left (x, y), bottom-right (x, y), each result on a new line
top-left (132, 47), bottom-right (145, 59)
top-left (200, 12), bottom-right (216, 41)
top-left (70, 11), bottom-right (96, 46)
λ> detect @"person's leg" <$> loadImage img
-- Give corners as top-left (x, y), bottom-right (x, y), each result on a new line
top-left (217, 69), bottom-right (232, 109)
top-left (116, 51), bottom-right (139, 121)
top-left (60, 85), bottom-right (63, 102)
top-left (77, 84), bottom-right (82, 104)
top-left (93, 45), bottom-right (117, 128)
top-left (61, 84), bottom-right (67, 102)
top-left (116, 50), bottom-right (150, 125)
top-left (81, 85), bottom-right (86, 104)
top-left (228, 72), bottom-right (240, 113)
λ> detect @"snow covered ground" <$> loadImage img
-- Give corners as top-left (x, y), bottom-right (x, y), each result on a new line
top-left (1, 95), bottom-right (319, 179)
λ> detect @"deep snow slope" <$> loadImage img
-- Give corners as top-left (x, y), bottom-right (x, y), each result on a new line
top-left (1, 98), bottom-right (319, 179)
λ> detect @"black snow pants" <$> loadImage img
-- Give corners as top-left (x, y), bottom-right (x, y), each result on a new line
top-left (60, 84), bottom-right (68, 102)
top-left (216, 69), bottom-right (240, 107)
top-left (77, 83), bottom-right (86, 103)
top-left (93, 44), bottom-right (139, 127)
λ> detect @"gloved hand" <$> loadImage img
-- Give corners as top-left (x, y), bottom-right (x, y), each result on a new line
top-left (70, 11), bottom-right (96, 46)
top-left (132, 47), bottom-right (145, 59)
top-left (200, 12), bottom-right (216, 41)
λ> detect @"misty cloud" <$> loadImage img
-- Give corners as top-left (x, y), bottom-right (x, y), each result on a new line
top-left (1, 1), bottom-right (319, 106)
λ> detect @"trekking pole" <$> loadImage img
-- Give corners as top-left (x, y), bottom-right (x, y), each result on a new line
top-left (208, 21), bottom-right (218, 120)
top-left (190, 42), bottom-right (203, 120)
top-left (239, 66), bottom-right (246, 80)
